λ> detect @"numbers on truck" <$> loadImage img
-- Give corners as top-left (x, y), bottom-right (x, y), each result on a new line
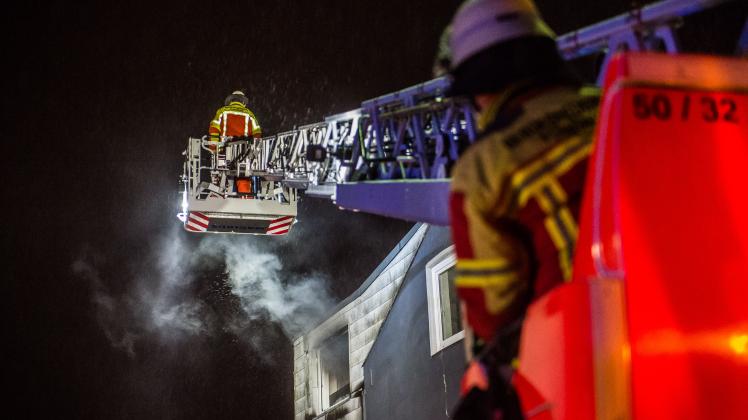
top-left (632, 92), bottom-right (739, 124)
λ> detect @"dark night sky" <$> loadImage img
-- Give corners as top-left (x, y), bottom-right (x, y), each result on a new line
top-left (6, 1), bottom-right (745, 419)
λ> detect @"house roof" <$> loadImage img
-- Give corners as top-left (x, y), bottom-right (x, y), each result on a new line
top-left (295, 222), bottom-right (422, 338)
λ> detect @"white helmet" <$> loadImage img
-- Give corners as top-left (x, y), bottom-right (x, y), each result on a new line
top-left (449, 0), bottom-right (555, 70)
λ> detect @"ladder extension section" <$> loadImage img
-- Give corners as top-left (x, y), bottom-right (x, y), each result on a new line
top-left (257, 77), bottom-right (475, 190)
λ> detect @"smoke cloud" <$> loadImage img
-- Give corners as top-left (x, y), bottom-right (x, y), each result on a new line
top-left (73, 226), bottom-right (335, 358)
top-left (199, 236), bottom-right (335, 337)
top-left (72, 258), bottom-right (142, 358)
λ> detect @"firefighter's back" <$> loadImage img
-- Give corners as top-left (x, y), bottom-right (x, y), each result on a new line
top-left (454, 85), bottom-right (600, 301)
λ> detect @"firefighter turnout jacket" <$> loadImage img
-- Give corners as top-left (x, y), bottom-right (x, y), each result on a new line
top-left (450, 84), bottom-right (600, 342)
top-left (209, 101), bottom-right (263, 140)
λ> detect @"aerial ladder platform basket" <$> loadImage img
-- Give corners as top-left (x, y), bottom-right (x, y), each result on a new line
top-left (178, 137), bottom-right (300, 235)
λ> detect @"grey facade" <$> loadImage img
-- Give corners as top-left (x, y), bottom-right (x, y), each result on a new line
top-left (292, 224), bottom-right (465, 420)
top-left (362, 225), bottom-right (465, 420)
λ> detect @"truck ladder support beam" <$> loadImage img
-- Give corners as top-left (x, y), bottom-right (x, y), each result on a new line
top-left (335, 180), bottom-right (451, 226)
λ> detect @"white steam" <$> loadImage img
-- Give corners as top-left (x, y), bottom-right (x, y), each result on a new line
top-left (71, 259), bottom-right (140, 358)
top-left (73, 226), bottom-right (335, 358)
top-left (200, 236), bottom-right (335, 337)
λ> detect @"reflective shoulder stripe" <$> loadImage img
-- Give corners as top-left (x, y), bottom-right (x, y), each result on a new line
top-left (511, 136), bottom-right (591, 207)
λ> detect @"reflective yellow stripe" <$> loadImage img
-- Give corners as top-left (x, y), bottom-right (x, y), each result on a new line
top-left (456, 258), bottom-right (519, 288)
top-left (524, 176), bottom-right (555, 210)
top-left (558, 206), bottom-right (579, 239)
top-left (518, 173), bottom-right (551, 207)
top-left (536, 182), bottom-right (575, 280)
top-left (456, 272), bottom-right (519, 288)
top-left (509, 139), bottom-right (587, 282)
top-left (561, 251), bottom-right (573, 280)
top-left (543, 216), bottom-right (567, 253)
top-left (549, 142), bottom-right (591, 187)
top-left (514, 154), bottom-right (585, 208)
top-left (546, 180), bottom-right (568, 204)
top-left (456, 258), bottom-right (514, 271)
top-left (509, 137), bottom-right (574, 187)
top-left (511, 137), bottom-right (591, 201)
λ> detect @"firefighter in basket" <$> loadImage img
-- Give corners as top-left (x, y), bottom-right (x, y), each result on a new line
top-left (205, 90), bottom-right (263, 193)
top-left (209, 90), bottom-right (263, 144)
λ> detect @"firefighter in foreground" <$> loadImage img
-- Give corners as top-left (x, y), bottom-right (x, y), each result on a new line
top-left (443, 0), bottom-right (600, 418)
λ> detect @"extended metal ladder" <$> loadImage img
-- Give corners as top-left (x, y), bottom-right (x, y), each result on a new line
top-left (180, 0), bottom-right (746, 228)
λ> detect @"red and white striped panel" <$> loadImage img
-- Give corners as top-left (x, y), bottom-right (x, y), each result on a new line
top-left (185, 212), bottom-right (210, 232)
top-left (265, 216), bottom-right (294, 235)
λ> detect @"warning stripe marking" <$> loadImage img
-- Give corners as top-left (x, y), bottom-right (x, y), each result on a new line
top-left (268, 216), bottom-right (293, 229)
top-left (186, 212), bottom-right (209, 232)
top-left (190, 212), bottom-right (209, 225)
top-left (188, 218), bottom-right (208, 229)
top-left (267, 226), bottom-right (291, 235)
top-left (266, 216), bottom-right (294, 235)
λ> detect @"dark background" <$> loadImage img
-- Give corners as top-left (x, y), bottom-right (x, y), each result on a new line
top-left (5, 1), bottom-right (745, 419)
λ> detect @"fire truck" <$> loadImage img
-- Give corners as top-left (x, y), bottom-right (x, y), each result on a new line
top-left (514, 51), bottom-right (748, 420)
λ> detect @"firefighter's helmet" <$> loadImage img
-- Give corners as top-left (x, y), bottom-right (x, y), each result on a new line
top-left (446, 0), bottom-right (560, 96)
top-left (449, 0), bottom-right (554, 70)
top-left (225, 90), bottom-right (248, 106)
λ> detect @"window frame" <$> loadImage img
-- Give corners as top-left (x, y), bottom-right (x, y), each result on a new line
top-left (425, 245), bottom-right (464, 356)
top-left (316, 327), bottom-right (350, 411)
